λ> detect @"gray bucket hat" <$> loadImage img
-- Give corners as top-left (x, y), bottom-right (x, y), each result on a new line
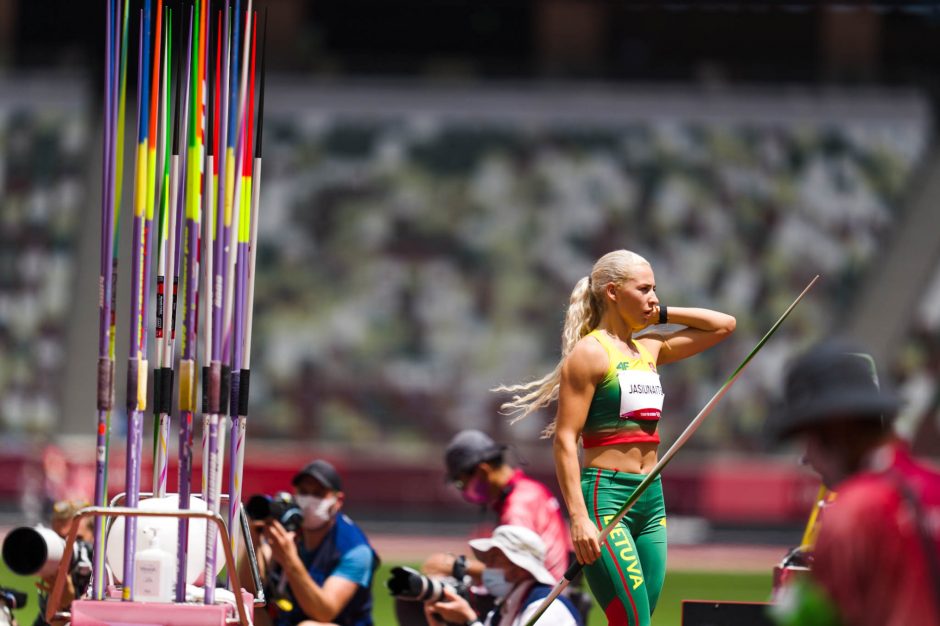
top-left (769, 339), bottom-right (900, 441)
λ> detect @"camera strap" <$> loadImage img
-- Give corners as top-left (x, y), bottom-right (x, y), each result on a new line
top-left (889, 470), bottom-right (940, 620)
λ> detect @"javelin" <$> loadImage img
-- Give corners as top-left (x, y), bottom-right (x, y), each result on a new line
top-left (524, 275), bottom-right (820, 626)
top-left (122, 3), bottom-right (154, 600)
top-left (207, 3), bottom-right (254, 603)
top-left (92, 0), bottom-right (118, 601)
top-left (140, 0), bottom-right (163, 373)
top-left (152, 3), bottom-right (173, 500)
top-left (228, 8), bottom-right (262, 560)
top-left (172, 1), bottom-right (195, 602)
top-left (203, 1), bottom-right (231, 512)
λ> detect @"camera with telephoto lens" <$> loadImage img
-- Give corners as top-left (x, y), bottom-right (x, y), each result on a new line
top-left (0, 587), bottom-right (26, 610)
top-left (0, 585), bottom-right (27, 626)
top-left (1, 526), bottom-right (93, 598)
top-left (245, 491), bottom-right (304, 533)
top-left (387, 565), bottom-right (471, 603)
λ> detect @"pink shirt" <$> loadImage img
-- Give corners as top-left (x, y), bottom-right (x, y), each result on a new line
top-left (812, 441), bottom-right (940, 626)
top-left (494, 469), bottom-right (573, 580)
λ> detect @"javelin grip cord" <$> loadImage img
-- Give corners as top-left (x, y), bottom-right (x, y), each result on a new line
top-left (524, 275), bottom-right (819, 626)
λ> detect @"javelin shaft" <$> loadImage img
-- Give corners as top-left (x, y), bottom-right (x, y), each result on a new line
top-left (209, 5), bottom-right (253, 601)
top-left (142, 1), bottom-right (164, 503)
top-left (524, 275), bottom-right (819, 626)
top-left (96, 0), bottom-right (130, 599)
top-left (230, 12), bottom-right (255, 379)
top-left (171, 2), bottom-right (196, 602)
top-left (93, 0), bottom-right (118, 601)
top-left (140, 0), bottom-right (162, 362)
top-left (111, 0), bottom-right (130, 251)
top-left (228, 9), bottom-right (258, 553)
top-left (243, 8), bottom-right (266, 374)
top-left (205, 8), bottom-right (232, 511)
top-left (153, 7), bottom-right (174, 499)
top-left (211, 3), bottom-right (231, 362)
top-left (221, 0), bottom-right (253, 365)
top-left (122, 7), bottom-right (152, 599)
top-left (197, 30), bottom-right (220, 514)
top-left (204, 9), bottom-right (230, 510)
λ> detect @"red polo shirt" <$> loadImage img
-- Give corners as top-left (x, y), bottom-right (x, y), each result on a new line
top-left (491, 469), bottom-right (573, 580)
top-left (811, 441), bottom-right (940, 626)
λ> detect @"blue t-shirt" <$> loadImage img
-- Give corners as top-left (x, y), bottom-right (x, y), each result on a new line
top-left (272, 514), bottom-right (377, 626)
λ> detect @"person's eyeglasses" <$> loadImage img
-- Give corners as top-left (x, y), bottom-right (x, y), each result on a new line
top-left (452, 468), bottom-right (477, 490)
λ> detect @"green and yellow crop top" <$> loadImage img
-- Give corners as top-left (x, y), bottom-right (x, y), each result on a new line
top-left (581, 329), bottom-right (664, 448)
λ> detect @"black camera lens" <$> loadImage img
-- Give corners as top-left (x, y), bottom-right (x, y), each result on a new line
top-left (245, 492), bottom-right (304, 533)
top-left (387, 566), bottom-right (454, 603)
top-left (245, 494), bottom-right (273, 521)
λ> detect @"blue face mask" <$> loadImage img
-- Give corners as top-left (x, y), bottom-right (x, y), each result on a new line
top-left (481, 568), bottom-right (513, 598)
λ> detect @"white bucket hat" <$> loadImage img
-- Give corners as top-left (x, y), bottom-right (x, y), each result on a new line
top-left (468, 525), bottom-right (556, 586)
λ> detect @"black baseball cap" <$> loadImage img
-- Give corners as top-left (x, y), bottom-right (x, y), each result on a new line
top-left (292, 459), bottom-right (343, 491)
top-left (444, 430), bottom-right (506, 482)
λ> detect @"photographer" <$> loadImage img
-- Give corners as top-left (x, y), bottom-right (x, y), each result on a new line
top-left (250, 460), bottom-right (378, 626)
top-left (33, 500), bottom-right (93, 626)
top-left (424, 431), bottom-right (571, 584)
top-left (394, 431), bottom-right (578, 626)
top-left (422, 526), bottom-right (583, 626)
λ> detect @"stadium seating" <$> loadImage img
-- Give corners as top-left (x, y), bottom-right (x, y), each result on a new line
top-left (248, 87), bottom-right (931, 453)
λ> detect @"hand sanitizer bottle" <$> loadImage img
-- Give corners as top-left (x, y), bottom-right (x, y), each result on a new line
top-left (135, 527), bottom-right (173, 602)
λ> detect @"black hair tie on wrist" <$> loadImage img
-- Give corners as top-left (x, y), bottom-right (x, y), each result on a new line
top-left (659, 305), bottom-right (668, 325)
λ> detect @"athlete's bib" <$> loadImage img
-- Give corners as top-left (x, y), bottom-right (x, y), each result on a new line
top-left (616, 369), bottom-right (663, 420)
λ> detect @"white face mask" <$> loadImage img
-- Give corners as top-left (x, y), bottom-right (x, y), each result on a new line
top-left (296, 495), bottom-right (337, 530)
top-left (481, 568), bottom-right (513, 598)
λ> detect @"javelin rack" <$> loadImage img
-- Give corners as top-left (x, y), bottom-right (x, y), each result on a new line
top-left (46, 495), bottom-right (265, 626)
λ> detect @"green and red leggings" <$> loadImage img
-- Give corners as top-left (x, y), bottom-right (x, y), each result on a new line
top-left (581, 468), bottom-right (667, 626)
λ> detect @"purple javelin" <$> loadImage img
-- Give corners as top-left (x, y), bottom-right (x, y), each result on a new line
top-left (207, 3), bottom-right (254, 603)
top-left (228, 8), bottom-right (265, 557)
top-left (173, 2), bottom-right (196, 603)
top-left (211, 3), bottom-right (232, 365)
top-left (122, 5), bottom-right (153, 600)
top-left (92, 0), bottom-right (118, 601)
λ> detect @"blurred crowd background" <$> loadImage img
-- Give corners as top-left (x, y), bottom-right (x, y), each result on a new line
top-left (0, 1), bottom-right (939, 532)
top-left (251, 90), bottom-right (929, 454)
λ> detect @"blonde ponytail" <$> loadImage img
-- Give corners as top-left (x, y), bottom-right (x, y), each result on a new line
top-left (494, 250), bottom-right (649, 437)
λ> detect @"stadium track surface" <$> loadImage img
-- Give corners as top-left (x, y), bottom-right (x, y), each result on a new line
top-left (0, 527), bottom-right (781, 573)
top-left (367, 534), bottom-right (780, 572)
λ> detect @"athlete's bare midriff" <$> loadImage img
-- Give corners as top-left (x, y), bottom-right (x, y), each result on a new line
top-left (584, 441), bottom-right (660, 474)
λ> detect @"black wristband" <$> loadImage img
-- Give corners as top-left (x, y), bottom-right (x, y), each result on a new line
top-left (452, 554), bottom-right (468, 580)
top-left (658, 305), bottom-right (668, 325)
